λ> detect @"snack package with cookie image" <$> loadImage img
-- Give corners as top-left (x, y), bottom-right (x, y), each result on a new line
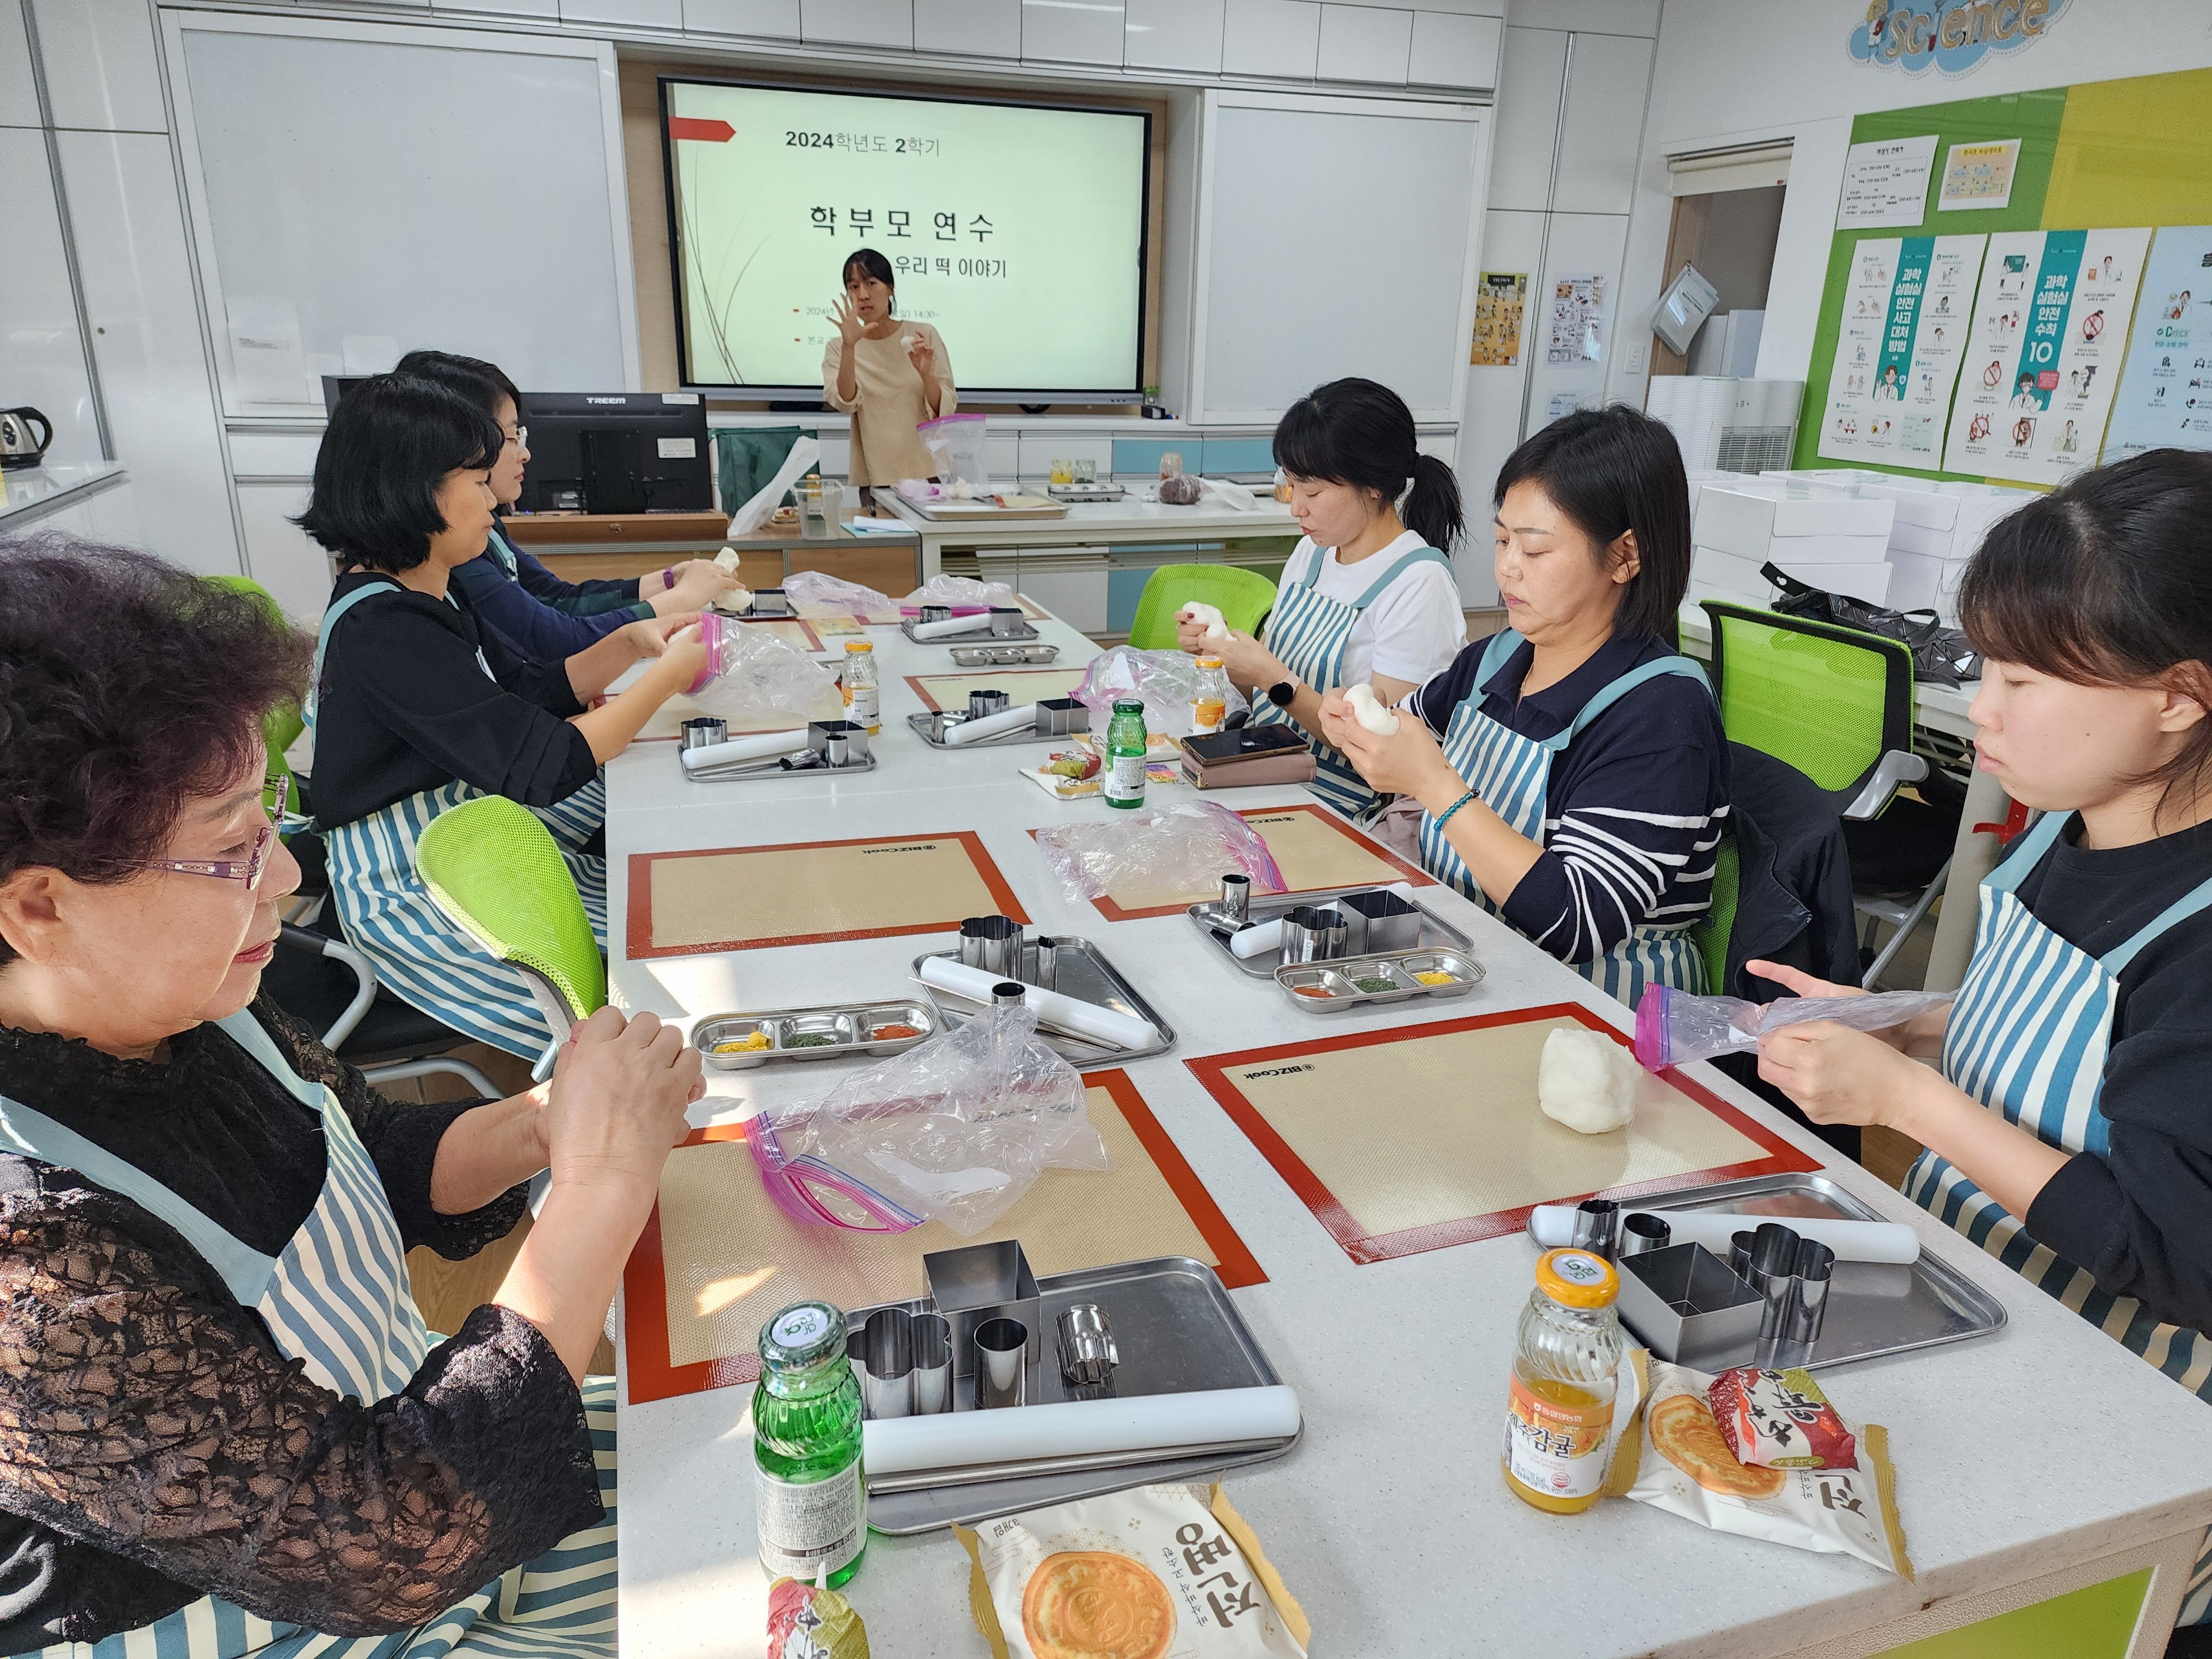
top-left (954, 1481), bottom-right (1310, 1658)
top-left (1605, 1356), bottom-right (1912, 1578)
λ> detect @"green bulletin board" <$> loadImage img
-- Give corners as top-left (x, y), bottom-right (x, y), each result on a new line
top-left (1792, 66), bottom-right (2212, 482)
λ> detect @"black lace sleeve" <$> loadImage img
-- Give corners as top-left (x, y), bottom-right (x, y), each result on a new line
top-left (249, 998), bottom-right (530, 1260)
top-left (0, 1170), bottom-right (599, 1643)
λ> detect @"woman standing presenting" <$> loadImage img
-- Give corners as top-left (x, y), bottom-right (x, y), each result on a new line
top-left (823, 248), bottom-right (956, 489)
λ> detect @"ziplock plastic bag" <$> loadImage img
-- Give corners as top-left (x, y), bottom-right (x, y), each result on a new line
top-left (901, 573), bottom-right (1016, 615)
top-left (748, 999), bottom-right (1109, 1237)
top-left (782, 568), bottom-right (894, 618)
top-left (1073, 645), bottom-right (1251, 739)
top-left (684, 612), bottom-right (838, 722)
top-left (918, 411), bottom-right (989, 487)
top-left (1035, 800), bottom-right (1285, 906)
top-left (728, 436), bottom-right (821, 536)
top-left (1634, 984), bottom-right (1955, 1071)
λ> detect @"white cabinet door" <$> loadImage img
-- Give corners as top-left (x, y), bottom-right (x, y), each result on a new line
top-left (1222, 0), bottom-right (1319, 78)
top-left (801, 0), bottom-right (912, 45)
top-left (237, 482), bottom-right (330, 624)
top-left (914, 0), bottom-right (1016, 54)
top-left (31, 0), bottom-right (169, 132)
top-left (0, 128), bottom-right (103, 471)
top-left (562, 0), bottom-right (682, 25)
top-left (1126, 0), bottom-right (1223, 71)
top-left (1486, 25), bottom-right (1564, 211)
top-left (1021, 0), bottom-right (1124, 63)
top-left (1, 1), bottom-right (40, 127)
top-left (682, 0), bottom-right (799, 33)
top-left (1552, 30), bottom-right (1651, 216)
top-left (1410, 11), bottom-right (1500, 90)
top-left (1317, 4), bottom-right (1411, 84)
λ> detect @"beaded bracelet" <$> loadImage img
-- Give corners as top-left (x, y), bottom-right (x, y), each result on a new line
top-left (1432, 787), bottom-right (1479, 830)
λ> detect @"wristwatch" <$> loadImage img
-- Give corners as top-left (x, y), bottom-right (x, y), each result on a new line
top-left (1265, 679), bottom-right (1298, 709)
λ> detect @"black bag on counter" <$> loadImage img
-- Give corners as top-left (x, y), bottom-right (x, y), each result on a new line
top-left (1759, 561), bottom-right (1982, 688)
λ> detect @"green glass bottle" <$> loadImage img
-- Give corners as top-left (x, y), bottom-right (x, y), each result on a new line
top-left (1104, 696), bottom-right (1149, 810)
top-left (754, 1301), bottom-right (867, 1588)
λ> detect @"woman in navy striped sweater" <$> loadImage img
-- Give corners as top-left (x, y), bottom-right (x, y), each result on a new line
top-left (1321, 406), bottom-right (1728, 1007)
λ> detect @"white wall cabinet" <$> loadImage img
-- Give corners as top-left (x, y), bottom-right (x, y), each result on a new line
top-left (1125, 0), bottom-right (1223, 72)
top-left (1317, 4), bottom-right (1411, 84)
top-left (1222, 0), bottom-right (1320, 79)
top-left (0, 128), bottom-right (103, 472)
top-left (801, 0), bottom-right (911, 47)
top-left (30, 0), bottom-right (168, 133)
top-left (1021, 0), bottom-right (1123, 64)
top-left (1551, 30), bottom-right (1650, 215)
top-left (914, 0), bottom-right (1015, 55)
top-left (1410, 12), bottom-right (1501, 91)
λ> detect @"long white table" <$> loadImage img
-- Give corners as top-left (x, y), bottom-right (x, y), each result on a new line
top-left (603, 610), bottom-right (2212, 1658)
top-left (874, 491), bottom-right (1302, 581)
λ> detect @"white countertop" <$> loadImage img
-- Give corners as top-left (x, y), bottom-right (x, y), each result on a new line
top-left (0, 460), bottom-right (126, 525)
top-left (875, 489), bottom-right (1302, 548)
top-left (603, 613), bottom-right (2212, 1658)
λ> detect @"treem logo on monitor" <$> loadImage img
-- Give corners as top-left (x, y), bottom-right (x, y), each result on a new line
top-left (1850, 0), bottom-right (2067, 75)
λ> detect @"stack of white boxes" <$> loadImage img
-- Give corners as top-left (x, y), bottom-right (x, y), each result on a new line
top-left (1760, 471), bottom-right (2034, 623)
top-left (1688, 477), bottom-right (1896, 608)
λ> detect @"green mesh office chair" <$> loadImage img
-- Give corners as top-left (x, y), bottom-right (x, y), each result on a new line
top-left (1689, 833), bottom-right (1741, 997)
top-left (416, 796), bottom-right (606, 1073)
top-left (1700, 602), bottom-right (1945, 988)
top-left (204, 575), bottom-right (306, 806)
top-left (1126, 564), bottom-right (1278, 650)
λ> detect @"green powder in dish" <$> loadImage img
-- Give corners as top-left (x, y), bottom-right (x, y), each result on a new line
top-left (1352, 975), bottom-right (1399, 994)
top-left (782, 1032), bottom-right (838, 1048)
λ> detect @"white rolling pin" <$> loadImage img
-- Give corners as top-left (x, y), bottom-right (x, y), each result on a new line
top-left (1528, 1203), bottom-right (1921, 1265)
top-left (679, 729), bottom-right (810, 771)
top-left (910, 612), bottom-right (985, 640)
top-left (863, 1385), bottom-right (1300, 1477)
top-left (942, 703), bottom-right (1039, 745)
top-left (917, 956), bottom-right (1156, 1051)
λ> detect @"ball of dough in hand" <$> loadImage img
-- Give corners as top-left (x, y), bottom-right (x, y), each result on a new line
top-left (1343, 683), bottom-right (1400, 736)
top-left (1537, 1027), bottom-right (1637, 1135)
top-left (714, 546), bottom-right (742, 573)
top-left (1180, 601), bottom-right (1230, 641)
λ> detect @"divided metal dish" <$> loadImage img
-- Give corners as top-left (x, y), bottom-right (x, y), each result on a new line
top-left (950, 643), bottom-right (1061, 666)
top-left (693, 1000), bottom-right (938, 1069)
top-left (1277, 947), bottom-right (1483, 1013)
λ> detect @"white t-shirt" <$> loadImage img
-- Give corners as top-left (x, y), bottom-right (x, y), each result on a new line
top-left (1274, 530), bottom-right (1467, 690)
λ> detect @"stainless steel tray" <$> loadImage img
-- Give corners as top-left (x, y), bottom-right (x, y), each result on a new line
top-left (1188, 884), bottom-right (1477, 978)
top-left (901, 617), bottom-right (1041, 643)
top-left (692, 1000), bottom-right (937, 1070)
top-left (1539, 1171), bottom-right (2008, 1373)
top-left (852, 1256), bottom-right (1298, 1533)
top-left (681, 749), bottom-right (879, 784)
top-left (907, 705), bottom-right (1088, 751)
top-left (911, 936), bottom-right (1175, 1061)
top-left (950, 643), bottom-right (1061, 666)
top-left (1276, 947), bottom-right (1483, 1012)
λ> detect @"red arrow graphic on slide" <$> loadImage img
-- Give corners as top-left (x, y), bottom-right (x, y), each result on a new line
top-left (667, 117), bottom-right (734, 143)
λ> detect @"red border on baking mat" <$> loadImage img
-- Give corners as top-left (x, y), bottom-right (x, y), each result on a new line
top-left (624, 831), bottom-right (1029, 958)
top-left (1031, 802), bottom-right (1434, 922)
top-left (619, 1069), bottom-right (1266, 1404)
top-left (1185, 1001), bottom-right (1820, 1266)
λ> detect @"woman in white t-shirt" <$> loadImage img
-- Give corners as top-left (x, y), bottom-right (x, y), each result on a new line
top-left (1178, 377), bottom-right (1465, 820)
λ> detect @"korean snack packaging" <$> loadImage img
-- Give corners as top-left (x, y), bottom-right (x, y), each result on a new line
top-left (1606, 1355), bottom-right (1912, 1578)
top-left (769, 1574), bottom-right (871, 1658)
top-left (954, 1481), bottom-right (1309, 1659)
top-left (1707, 1366), bottom-right (1858, 1470)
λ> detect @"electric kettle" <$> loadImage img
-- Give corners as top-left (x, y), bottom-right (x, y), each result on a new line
top-left (0, 407), bottom-right (54, 469)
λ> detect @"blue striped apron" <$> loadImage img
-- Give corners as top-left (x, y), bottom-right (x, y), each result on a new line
top-left (1, 1010), bottom-right (618, 1657)
top-left (1416, 629), bottom-right (1711, 1008)
top-left (1902, 810), bottom-right (2212, 1625)
top-left (1249, 542), bottom-right (1454, 822)
top-left (310, 582), bottom-right (609, 1060)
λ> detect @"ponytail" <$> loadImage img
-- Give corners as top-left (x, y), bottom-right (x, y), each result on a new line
top-left (1402, 452), bottom-right (1464, 555)
top-left (1274, 376), bottom-right (1462, 556)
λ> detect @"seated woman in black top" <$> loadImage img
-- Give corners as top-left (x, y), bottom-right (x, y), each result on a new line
top-left (1319, 406), bottom-right (1728, 1008)
top-left (300, 373), bottom-right (705, 1058)
top-left (0, 537), bottom-right (701, 1654)
top-left (1752, 452), bottom-right (2212, 1634)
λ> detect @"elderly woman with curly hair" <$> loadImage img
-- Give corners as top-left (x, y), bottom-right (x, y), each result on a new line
top-left (0, 537), bottom-right (700, 1657)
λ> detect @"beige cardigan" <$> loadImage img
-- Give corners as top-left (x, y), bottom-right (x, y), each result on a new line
top-left (822, 323), bottom-right (958, 486)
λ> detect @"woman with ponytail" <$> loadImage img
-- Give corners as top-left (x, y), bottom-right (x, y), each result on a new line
top-left (1319, 405), bottom-right (1728, 1008)
top-left (1177, 377), bottom-right (1467, 821)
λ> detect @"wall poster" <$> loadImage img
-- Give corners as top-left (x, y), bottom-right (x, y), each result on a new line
top-left (2102, 225), bottom-right (2212, 460)
top-left (1469, 272), bottom-right (1528, 367)
top-left (1817, 233), bottom-right (1985, 466)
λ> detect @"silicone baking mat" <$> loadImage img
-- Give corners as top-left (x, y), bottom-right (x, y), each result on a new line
top-left (625, 833), bottom-right (1028, 958)
top-left (622, 1071), bottom-right (1265, 1402)
top-left (635, 685), bottom-right (846, 742)
top-left (905, 669), bottom-right (1089, 712)
top-left (1069, 803), bottom-right (1432, 922)
top-left (738, 616), bottom-right (825, 652)
top-left (1187, 1003), bottom-right (1820, 1265)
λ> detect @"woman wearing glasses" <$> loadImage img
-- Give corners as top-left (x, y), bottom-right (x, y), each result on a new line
top-left (394, 350), bottom-right (742, 660)
top-left (300, 372), bottom-right (705, 1058)
top-left (0, 536), bottom-right (699, 1656)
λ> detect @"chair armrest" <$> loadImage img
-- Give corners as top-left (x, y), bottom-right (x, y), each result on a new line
top-left (277, 924), bottom-right (380, 1050)
top-left (1844, 749), bottom-right (1929, 821)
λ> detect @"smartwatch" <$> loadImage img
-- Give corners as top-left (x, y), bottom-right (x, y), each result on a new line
top-left (1265, 679), bottom-right (1298, 709)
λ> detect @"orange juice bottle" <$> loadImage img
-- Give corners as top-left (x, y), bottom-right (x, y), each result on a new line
top-left (1503, 1249), bottom-right (1623, 1514)
top-left (1191, 657), bottom-right (1229, 736)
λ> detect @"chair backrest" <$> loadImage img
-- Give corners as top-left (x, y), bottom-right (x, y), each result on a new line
top-left (204, 575), bottom-right (306, 800)
top-left (415, 796), bottom-right (605, 1027)
top-left (1700, 602), bottom-right (1915, 808)
top-left (1689, 831), bottom-right (1741, 997)
top-left (1126, 564), bottom-right (1279, 650)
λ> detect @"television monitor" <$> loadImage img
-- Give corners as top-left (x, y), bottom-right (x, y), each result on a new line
top-left (660, 78), bottom-right (1150, 402)
top-left (513, 393), bottom-right (712, 515)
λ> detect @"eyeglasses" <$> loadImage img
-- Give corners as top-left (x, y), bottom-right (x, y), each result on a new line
top-left (133, 775), bottom-right (292, 891)
top-left (504, 425), bottom-right (529, 447)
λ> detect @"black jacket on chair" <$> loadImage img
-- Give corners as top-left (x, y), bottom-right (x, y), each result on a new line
top-left (1711, 744), bottom-right (1864, 1161)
